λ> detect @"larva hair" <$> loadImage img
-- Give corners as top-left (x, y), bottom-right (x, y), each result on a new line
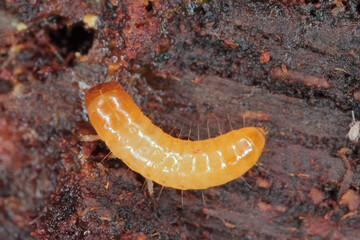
top-left (85, 81), bottom-right (266, 190)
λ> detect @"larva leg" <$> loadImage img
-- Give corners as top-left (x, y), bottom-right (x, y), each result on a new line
top-left (146, 178), bottom-right (154, 197)
top-left (80, 134), bottom-right (104, 164)
top-left (80, 134), bottom-right (100, 141)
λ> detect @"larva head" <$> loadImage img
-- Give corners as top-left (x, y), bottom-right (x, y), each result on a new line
top-left (85, 81), bottom-right (128, 109)
top-left (85, 82), bottom-right (138, 139)
top-left (84, 81), bottom-right (137, 120)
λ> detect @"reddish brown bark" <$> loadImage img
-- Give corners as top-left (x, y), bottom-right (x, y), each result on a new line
top-left (1, 0), bottom-right (360, 239)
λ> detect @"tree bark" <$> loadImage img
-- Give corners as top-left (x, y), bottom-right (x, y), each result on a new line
top-left (1, 0), bottom-right (360, 239)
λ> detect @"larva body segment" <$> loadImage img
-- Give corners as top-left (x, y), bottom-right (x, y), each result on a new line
top-left (85, 82), bottom-right (266, 190)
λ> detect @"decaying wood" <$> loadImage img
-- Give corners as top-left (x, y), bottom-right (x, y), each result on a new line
top-left (1, 0), bottom-right (360, 239)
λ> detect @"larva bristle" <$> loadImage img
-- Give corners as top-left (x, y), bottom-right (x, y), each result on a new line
top-left (201, 192), bottom-right (206, 205)
top-left (197, 124), bottom-right (200, 140)
top-left (255, 163), bottom-right (270, 175)
top-left (156, 186), bottom-right (164, 201)
top-left (256, 123), bottom-right (269, 135)
top-left (206, 120), bottom-right (211, 138)
top-left (178, 123), bottom-right (185, 139)
top-left (122, 167), bottom-right (130, 177)
top-left (216, 117), bottom-right (223, 135)
top-left (140, 179), bottom-right (147, 192)
top-left (226, 113), bottom-right (234, 131)
top-left (100, 151), bottom-right (112, 163)
top-left (188, 123), bottom-right (192, 140)
top-left (239, 176), bottom-right (253, 189)
top-left (169, 123), bottom-right (179, 135)
top-left (181, 190), bottom-right (184, 207)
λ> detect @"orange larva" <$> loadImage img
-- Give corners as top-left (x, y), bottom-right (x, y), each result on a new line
top-left (85, 81), bottom-right (266, 190)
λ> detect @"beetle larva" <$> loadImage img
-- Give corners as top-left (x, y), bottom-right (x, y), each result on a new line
top-left (85, 82), bottom-right (266, 190)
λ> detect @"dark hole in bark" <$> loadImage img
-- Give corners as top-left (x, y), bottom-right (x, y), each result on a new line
top-left (146, 1), bottom-right (153, 12)
top-left (0, 78), bottom-right (14, 94)
top-left (48, 21), bottom-right (94, 60)
top-left (305, 0), bottom-right (320, 4)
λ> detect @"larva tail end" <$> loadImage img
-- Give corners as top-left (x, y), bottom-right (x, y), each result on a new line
top-left (256, 123), bottom-right (269, 135)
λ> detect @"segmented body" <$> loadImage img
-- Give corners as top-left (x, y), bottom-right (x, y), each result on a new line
top-left (85, 82), bottom-right (266, 190)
